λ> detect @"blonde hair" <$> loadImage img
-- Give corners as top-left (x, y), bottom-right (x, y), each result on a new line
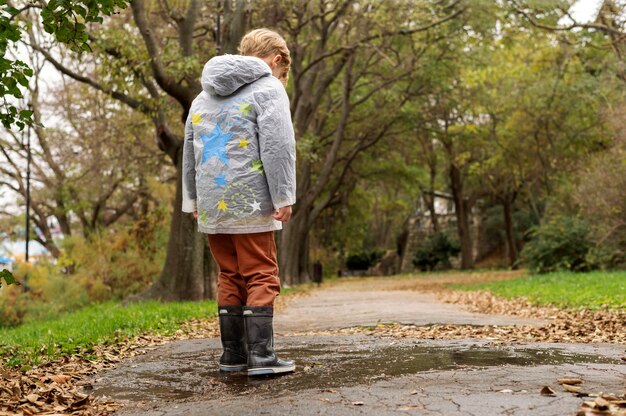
top-left (239, 28), bottom-right (291, 86)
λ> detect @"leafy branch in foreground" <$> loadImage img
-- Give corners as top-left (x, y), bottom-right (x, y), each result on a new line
top-left (0, 0), bottom-right (129, 130)
top-left (0, 268), bottom-right (18, 288)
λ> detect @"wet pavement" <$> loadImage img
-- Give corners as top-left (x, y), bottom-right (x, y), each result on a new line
top-left (91, 280), bottom-right (626, 415)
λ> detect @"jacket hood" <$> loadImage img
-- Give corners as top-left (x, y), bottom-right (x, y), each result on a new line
top-left (201, 55), bottom-right (271, 96)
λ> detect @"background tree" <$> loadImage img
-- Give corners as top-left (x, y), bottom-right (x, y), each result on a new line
top-left (264, 0), bottom-right (465, 283)
top-left (24, 0), bottom-right (250, 300)
top-left (0, 61), bottom-right (164, 258)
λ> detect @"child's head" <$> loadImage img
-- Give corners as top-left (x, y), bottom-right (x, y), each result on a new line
top-left (239, 28), bottom-right (291, 86)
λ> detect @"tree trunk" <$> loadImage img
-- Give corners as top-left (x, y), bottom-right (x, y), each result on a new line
top-left (423, 192), bottom-right (439, 233)
top-left (130, 150), bottom-right (215, 301)
top-left (220, 0), bottom-right (249, 54)
top-left (278, 210), bottom-right (310, 286)
top-left (502, 196), bottom-right (519, 269)
top-left (428, 157), bottom-right (439, 232)
top-left (36, 236), bottom-right (61, 259)
top-left (131, 2), bottom-right (250, 301)
top-left (450, 164), bottom-right (474, 269)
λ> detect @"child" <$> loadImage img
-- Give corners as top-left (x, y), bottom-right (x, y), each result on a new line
top-left (181, 28), bottom-right (296, 376)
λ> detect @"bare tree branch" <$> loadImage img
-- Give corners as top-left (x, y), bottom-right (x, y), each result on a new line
top-left (29, 41), bottom-right (153, 113)
top-left (131, 0), bottom-right (198, 110)
top-left (511, 0), bottom-right (625, 36)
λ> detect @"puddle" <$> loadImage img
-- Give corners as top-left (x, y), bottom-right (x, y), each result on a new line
top-left (92, 338), bottom-right (620, 403)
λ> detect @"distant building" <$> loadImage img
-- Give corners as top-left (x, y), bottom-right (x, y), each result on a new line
top-left (0, 256), bottom-right (12, 272)
top-left (0, 239), bottom-right (50, 265)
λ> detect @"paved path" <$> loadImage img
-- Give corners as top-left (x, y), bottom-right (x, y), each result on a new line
top-left (275, 279), bottom-right (544, 332)
top-left (91, 278), bottom-right (626, 416)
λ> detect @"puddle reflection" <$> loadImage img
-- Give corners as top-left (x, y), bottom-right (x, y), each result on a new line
top-left (92, 341), bottom-right (619, 402)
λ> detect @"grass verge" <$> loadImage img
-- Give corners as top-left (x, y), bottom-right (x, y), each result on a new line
top-left (450, 270), bottom-right (626, 310)
top-left (0, 300), bottom-right (217, 367)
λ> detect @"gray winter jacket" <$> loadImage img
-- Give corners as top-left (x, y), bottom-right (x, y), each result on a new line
top-left (182, 55), bottom-right (296, 234)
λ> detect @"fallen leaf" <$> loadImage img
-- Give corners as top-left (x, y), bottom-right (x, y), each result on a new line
top-left (540, 386), bottom-right (556, 396)
top-left (20, 404), bottom-right (39, 416)
top-left (558, 378), bottom-right (583, 385)
top-left (398, 405), bottom-right (424, 410)
top-left (25, 393), bottom-right (39, 403)
top-left (582, 400), bottom-right (597, 409)
top-left (352, 401), bottom-right (364, 406)
top-left (563, 384), bottom-right (582, 393)
top-left (595, 397), bottom-right (610, 410)
top-left (69, 395), bottom-right (90, 409)
top-left (50, 374), bottom-right (71, 384)
top-left (499, 389), bottom-right (514, 394)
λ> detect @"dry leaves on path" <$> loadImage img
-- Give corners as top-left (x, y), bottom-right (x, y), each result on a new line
top-left (289, 286), bottom-right (625, 344)
top-left (438, 290), bottom-right (626, 344)
top-left (578, 394), bottom-right (626, 416)
top-left (0, 318), bottom-right (220, 416)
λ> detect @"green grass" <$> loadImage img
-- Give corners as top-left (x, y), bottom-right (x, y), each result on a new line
top-left (451, 271), bottom-right (626, 310)
top-left (0, 300), bottom-right (217, 367)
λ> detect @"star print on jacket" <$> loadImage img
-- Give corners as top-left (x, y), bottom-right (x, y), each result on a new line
top-left (214, 174), bottom-right (227, 187)
top-left (238, 102), bottom-right (252, 117)
top-left (251, 159), bottom-right (263, 174)
top-left (191, 113), bottom-right (203, 125)
top-left (201, 124), bottom-right (232, 165)
top-left (239, 138), bottom-right (250, 149)
top-left (217, 200), bottom-right (227, 212)
top-left (250, 200), bottom-right (261, 212)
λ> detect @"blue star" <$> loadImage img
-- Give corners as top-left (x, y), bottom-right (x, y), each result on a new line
top-left (200, 124), bottom-right (232, 165)
top-left (214, 174), bottom-right (227, 187)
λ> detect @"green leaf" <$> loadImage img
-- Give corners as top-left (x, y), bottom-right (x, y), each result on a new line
top-left (0, 269), bottom-right (19, 287)
top-left (18, 110), bottom-right (33, 119)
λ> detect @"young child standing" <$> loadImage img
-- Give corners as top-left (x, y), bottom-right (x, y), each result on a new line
top-left (181, 29), bottom-right (296, 376)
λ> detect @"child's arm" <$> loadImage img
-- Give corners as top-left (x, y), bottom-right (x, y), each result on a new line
top-left (257, 83), bottom-right (296, 210)
top-left (181, 114), bottom-right (197, 213)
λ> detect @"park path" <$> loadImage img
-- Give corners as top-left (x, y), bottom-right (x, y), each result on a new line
top-left (92, 277), bottom-right (626, 416)
top-left (275, 278), bottom-right (544, 332)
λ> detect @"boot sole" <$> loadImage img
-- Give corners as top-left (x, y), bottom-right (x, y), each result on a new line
top-left (219, 364), bottom-right (247, 372)
top-left (248, 364), bottom-right (296, 376)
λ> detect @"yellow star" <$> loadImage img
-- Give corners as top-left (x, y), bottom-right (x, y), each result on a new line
top-left (239, 138), bottom-right (250, 149)
top-left (191, 113), bottom-right (203, 125)
top-left (217, 200), bottom-right (227, 212)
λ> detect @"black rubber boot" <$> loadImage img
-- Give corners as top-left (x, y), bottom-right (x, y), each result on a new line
top-left (243, 306), bottom-right (295, 376)
top-left (218, 305), bottom-right (248, 372)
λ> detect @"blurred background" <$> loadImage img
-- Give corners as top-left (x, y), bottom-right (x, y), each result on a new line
top-left (1, 0), bottom-right (625, 326)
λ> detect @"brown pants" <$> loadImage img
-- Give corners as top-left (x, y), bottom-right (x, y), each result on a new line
top-left (208, 231), bottom-right (280, 307)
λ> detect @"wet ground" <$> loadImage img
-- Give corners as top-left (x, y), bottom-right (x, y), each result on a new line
top-left (92, 280), bottom-right (626, 415)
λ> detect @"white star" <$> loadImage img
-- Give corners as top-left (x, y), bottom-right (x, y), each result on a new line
top-left (250, 200), bottom-right (261, 212)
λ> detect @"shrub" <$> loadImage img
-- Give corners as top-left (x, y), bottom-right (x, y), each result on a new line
top-left (413, 232), bottom-right (460, 271)
top-left (0, 208), bottom-right (169, 327)
top-left (0, 284), bottom-right (26, 327)
top-left (521, 215), bottom-right (594, 273)
top-left (60, 207), bottom-right (169, 301)
top-left (346, 250), bottom-right (383, 271)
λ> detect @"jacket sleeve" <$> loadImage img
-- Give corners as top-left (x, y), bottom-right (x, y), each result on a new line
top-left (257, 82), bottom-right (297, 210)
top-left (181, 115), bottom-right (197, 213)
